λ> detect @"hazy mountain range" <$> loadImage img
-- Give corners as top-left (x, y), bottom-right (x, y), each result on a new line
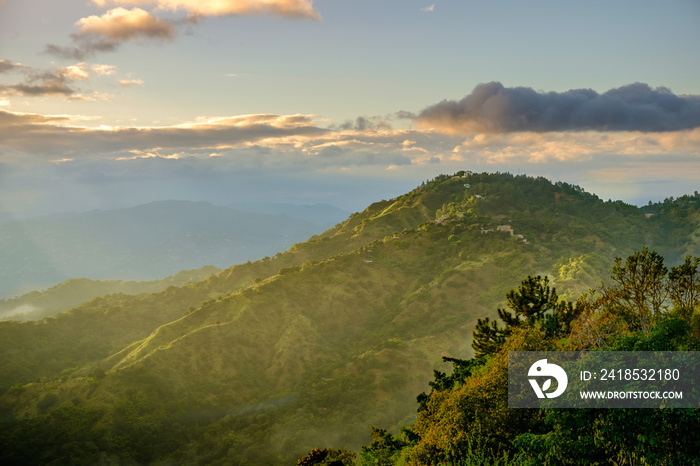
top-left (0, 266), bottom-right (221, 322)
top-left (0, 172), bottom-right (698, 464)
top-left (0, 201), bottom-right (349, 299)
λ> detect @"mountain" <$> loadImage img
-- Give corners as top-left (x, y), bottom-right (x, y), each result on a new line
top-left (0, 200), bottom-right (327, 299)
top-left (229, 202), bottom-right (351, 228)
top-left (1, 172), bottom-right (698, 465)
top-left (0, 265), bottom-right (221, 322)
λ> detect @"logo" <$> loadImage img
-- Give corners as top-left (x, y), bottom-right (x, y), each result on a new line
top-left (528, 359), bottom-right (568, 399)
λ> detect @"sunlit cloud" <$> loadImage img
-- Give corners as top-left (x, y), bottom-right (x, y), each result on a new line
top-left (118, 78), bottom-right (144, 87)
top-left (59, 64), bottom-right (91, 81)
top-left (4, 107), bottom-right (699, 170)
top-left (92, 0), bottom-right (321, 20)
top-left (46, 7), bottom-right (176, 59)
top-left (92, 64), bottom-right (117, 76)
top-left (77, 7), bottom-right (176, 41)
top-left (421, 4), bottom-right (435, 12)
top-left (0, 110), bottom-right (327, 156)
top-left (2, 107), bottom-right (699, 217)
top-left (452, 129), bottom-right (700, 164)
top-left (52, 63), bottom-right (116, 81)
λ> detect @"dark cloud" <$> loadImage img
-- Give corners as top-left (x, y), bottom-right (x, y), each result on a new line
top-left (45, 39), bottom-right (119, 60)
top-left (2, 80), bottom-right (75, 96)
top-left (332, 115), bottom-right (394, 131)
top-left (417, 82), bottom-right (700, 133)
top-left (0, 63), bottom-right (80, 97)
top-left (0, 60), bottom-right (84, 96)
top-left (395, 110), bottom-right (417, 120)
top-left (0, 60), bottom-right (19, 73)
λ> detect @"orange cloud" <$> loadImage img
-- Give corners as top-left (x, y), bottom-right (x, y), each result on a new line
top-left (76, 7), bottom-right (176, 41)
top-left (92, 0), bottom-right (321, 20)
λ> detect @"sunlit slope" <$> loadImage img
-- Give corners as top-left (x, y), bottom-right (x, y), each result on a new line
top-left (2, 172), bottom-right (699, 465)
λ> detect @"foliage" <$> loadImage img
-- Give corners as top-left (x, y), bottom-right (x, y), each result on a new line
top-left (570, 249), bottom-right (700, 349)
top-left (515, 315), bottom-right (700, 465)
top-left (298, 448), bottom-right (358, 465)
top-left (358, 248), bottom-right (700, 465)
top-left (472, 276), bottom-right (580, 357)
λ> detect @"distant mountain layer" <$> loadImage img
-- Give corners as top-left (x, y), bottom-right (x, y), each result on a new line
top-left (228, 202), bottom-right (351, 228)
top-left (0, 200), bottom-right (340, 299)
top-left (0, 172), bottom-right (698, 465)
top-left (0, 265), bottom-right (221, 322)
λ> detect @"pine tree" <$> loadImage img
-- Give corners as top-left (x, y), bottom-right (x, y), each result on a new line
top-left (472, 275), bottom-right (576, 356)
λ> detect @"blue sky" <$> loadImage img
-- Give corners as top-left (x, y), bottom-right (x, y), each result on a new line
top-left (1, 0), bottom-right (699, 216)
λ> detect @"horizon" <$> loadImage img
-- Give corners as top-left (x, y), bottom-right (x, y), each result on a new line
top-left (1, 169), bottom-right (696, 222)
top-left (2, 0), bottom-right (699, 217)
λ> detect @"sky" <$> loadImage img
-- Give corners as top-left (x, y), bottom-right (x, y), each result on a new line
top-left (1, 0), bottom-right (699, 217)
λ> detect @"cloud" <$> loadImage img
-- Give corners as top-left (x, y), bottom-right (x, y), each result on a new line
top-left (3, 105), bottom-right (700, 217)
top-left (0, 60), bottom-right (20, 73)
top-left (59, 64), bottom-right (91, 81)
top-left (46, 1), bottom-right (319, 59)
top-left (46, 7), bottom-right (176, 59)
top-left (0, 110), bottom-right (72, 127)
top-left (333, 116), bottom-right (394, 131)
top-left (76, 7), bottom-right (176, 40)
top-left (1, 65), bottom-right (75, 96)
top-left (417, 82), bottom-right (700, 134)
top-left (395, 110), bottom-right (418, 120)
top-left (451, 128), bottom-right (700, 164)
top-left (421, 4), bottom-right (435, 12)
top-left (93, 0), bottom-right (321, 20)
top-left (4, 105), bottom-right (700, 168)
top-left (0, 61), bottom-right (118, 97)
top-left (2, 80), bottom-right (75, 96)
top-left (0, 111), bottom-right (328, 155)
top-left (118, 78), bottom-right (144, 87)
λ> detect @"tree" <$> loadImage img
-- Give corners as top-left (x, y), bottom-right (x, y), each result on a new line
top-left (298, 448), bottom-right (357, 466)
top-left (471, 317), bottom-right (507, 357)
top-left (602, 247), bottom-right (668, 335)
top-left (668, 255), bottom-right (700, 323)
top-left (472, 275), bottom-right (577, 356)
top-left (498, 275), bottom-right (560, 327)
top-left (359, 427), bottom-right (407, 466)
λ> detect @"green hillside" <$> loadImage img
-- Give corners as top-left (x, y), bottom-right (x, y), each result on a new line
top-left (1, 172), bottom-right (699, 465)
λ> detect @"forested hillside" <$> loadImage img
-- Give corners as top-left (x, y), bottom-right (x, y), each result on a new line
top-left (1, 172), bottom-right (698, 465)
top-left (353, 249), bottom-right (700, 465)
